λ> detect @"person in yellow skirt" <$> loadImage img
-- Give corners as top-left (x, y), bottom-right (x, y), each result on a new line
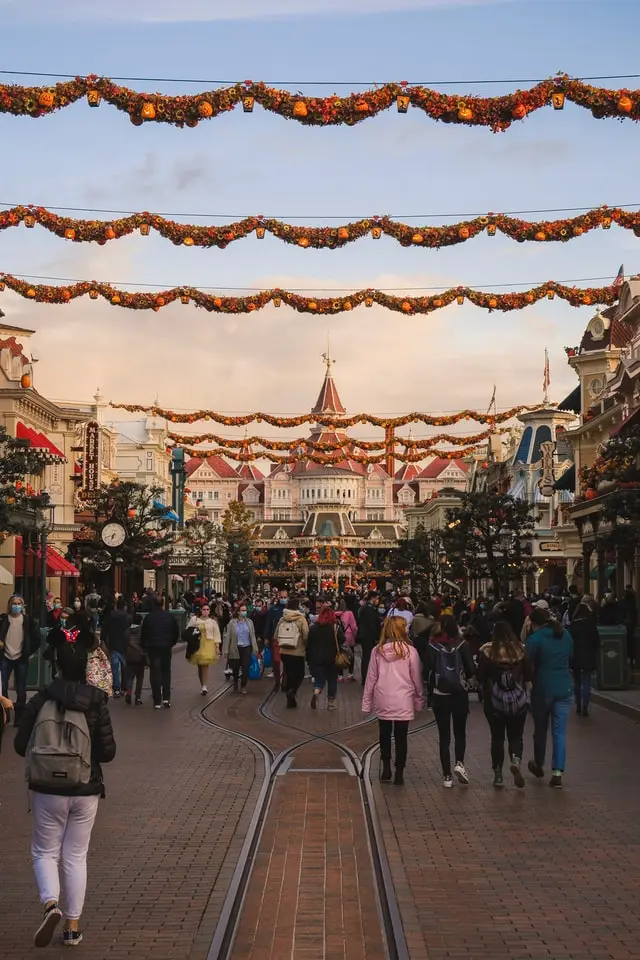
top-left (187, 603), bottom-right (220, 695)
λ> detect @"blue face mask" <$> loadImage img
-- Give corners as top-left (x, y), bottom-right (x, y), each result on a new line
top-left (11, 604), bottom-right (22, 615)
top-left (239, 610), bottom-right (248, 618)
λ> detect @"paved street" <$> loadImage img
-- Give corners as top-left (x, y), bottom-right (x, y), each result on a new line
top-left (1, 657), bottom-right (640, 959)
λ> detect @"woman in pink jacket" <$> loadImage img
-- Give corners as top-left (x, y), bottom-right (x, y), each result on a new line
top-left (362, 616), bottom-right (424, 786)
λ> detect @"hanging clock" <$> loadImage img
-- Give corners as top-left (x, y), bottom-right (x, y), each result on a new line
top-left (101, 521), bottom-right (127, 548)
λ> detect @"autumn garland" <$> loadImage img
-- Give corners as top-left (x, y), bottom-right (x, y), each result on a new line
top-left (0, 275), bottom-right (618, 315)
top-left (2, 204), bottom-right (636, 249)
top-left (168, 428), bottom-right (506, 450)
top-left (177, 445), bottom-right (480, 464)
top-left (4, 75), bottom-right (640, 130)
top-left (117, 402), bottom-right (541, 428)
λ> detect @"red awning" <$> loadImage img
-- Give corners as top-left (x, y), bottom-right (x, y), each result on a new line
top-left (16, 422), bottom-right (66, 461)
top-left (15, 537), bottom-right (80, 577)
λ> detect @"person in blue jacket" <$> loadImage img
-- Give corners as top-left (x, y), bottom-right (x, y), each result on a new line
top-left (525, 607), bottom-right (573, 789)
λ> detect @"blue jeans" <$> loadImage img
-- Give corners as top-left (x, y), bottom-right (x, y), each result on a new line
top-left (532, 695), bottom-right (572, 772)
top-left (110, 650), bottom-right (126, 692)
top-left (0, 656), bottom-right (28, 716)
top-left (573, 670), bottom-right (592, 713)
top-left (312, 664), bottom-right (339, 699)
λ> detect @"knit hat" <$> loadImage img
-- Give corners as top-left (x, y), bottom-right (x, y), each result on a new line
top-left (534, 599), bottom-right (549, 610)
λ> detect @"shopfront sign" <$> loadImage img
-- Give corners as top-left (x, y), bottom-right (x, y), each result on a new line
top-left (539, 541), bottom-right (562, 552)
top-left (538, 440), bottom-right (557, 498)
top-left (83, 421), bottom-right (100, 492)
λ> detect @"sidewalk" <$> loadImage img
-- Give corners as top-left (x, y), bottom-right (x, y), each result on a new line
top-left (591, 687), bottom-right (640, 721)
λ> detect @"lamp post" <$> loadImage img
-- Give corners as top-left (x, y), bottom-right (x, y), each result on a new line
top-left (36, 494), bottom-right (56, 627)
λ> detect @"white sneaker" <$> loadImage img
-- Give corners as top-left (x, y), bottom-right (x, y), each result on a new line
top-left (443, 776), bottom-right (453, 788)
top-left (201, 686), bottom-right (208, 696)
top-left (154, 704), bottom-right (162, 710)
top-left (454, 762), bottom-right (469, 784)
top-left (265, 670), bottom-right (274, 679)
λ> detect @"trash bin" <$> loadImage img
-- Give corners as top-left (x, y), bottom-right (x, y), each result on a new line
top-left (596, 626), bottom-right (629, 690)
top-left (169, 607), bottom-right (187, 638)
top-left (26, 628), bottom-right (52, 690)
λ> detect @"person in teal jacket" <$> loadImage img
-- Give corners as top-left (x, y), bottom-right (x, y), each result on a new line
top-left (525, 607), bottom-right (573, 789)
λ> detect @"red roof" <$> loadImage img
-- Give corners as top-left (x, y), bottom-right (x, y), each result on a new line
top-left (237, 463), bottom-right (265, 481)
top-left (418, 458), bottom-right (469, 479)
top-left (395, 463), bottom-right (419, 481)
top-left (185, 456), bottom-right (239, 479)
top-left (311, 364), bottom-right (346, 416)
top-left (16, 422), bottom-right (66, 460)
top-left (15, 537), bottom-right (79, 577)
top-left (0, 336), bottom-right (29, 365)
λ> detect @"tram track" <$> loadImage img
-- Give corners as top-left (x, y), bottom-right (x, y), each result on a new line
top-left (200, 680), bottom-right (436, 960)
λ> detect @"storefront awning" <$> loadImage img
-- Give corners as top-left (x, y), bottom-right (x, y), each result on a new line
top-left (15, 537), bottom-right (80, 577)
top-left (554, 464), bottom-right (575, 493)
top-left (16, 422), bottom-right (66, 461)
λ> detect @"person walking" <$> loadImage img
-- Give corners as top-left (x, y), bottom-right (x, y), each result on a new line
top-left (476, 620), bottom-right (533, 788)
top-left (362, 615), bottom-right (424, 785)
top-left (186, 602), bottom-right (220, 696)
top-left (141, 597), bottom-right (179, 709)
top-left (386, 596), bottom-right (414, 631)
top-left (307, 604), bottom-right (344, 711)
top-left (0, 595), bottom-right (41, 723)
top-left (426, 615), bottom-right (475, 788)
top-left (568, 602), bottom-right (600, 717)
top-left (223, 602), bottom-right (259, 694)
top-left (264, 592), bottom-right (287, 691)
top-left (273, 597), bottom-right (309, 708)
top-left (123, 613), bottom-right (146, 706)
top-left (336, 598), bottom-right (357, 682)
top-left (14, 633), bottom-right (116, 947)
top-left (526, 607), bottom-right (573, 788)
top-left (102, 597), bottom-right (131, 699)
top-left (357, 591), bottom-right (381, 686)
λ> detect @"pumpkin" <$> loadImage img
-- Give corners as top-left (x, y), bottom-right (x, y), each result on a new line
top-left (26, 288), bottom-right (36, 298)
top-left (512, 103), bottom-right (527, 120)
top-left (61, 289), bottom-right (71, 301)
top-left (298, 237), bottom-right (310, 248)
top-left (397, 95), bottom-right (410, 113)
top-left (20, 372), bottom-right (31, 389)
top-left (371, 226), bottom-right (382, 239)
top-left (535, 230), bottom-right (546, 241)
top-left (433, 298), bottom-right (443, 308)
top-left (256, 226), bottom-right (265, 239)
top-left (458, 106), bottom-right (473, 121)
top-left (155, 297), bottom-right (165, 308)
top-left (141, 102), bottom-right (156, 120)
top-left (525, 293), bottom-right (534, 303)
top-left (573, 226), bottom-right (583, 236)
top-left (214, 297), bottom-right (223, 308)
top-left (308, 301), bottom-right (318, 311)
top-left (64, 228), bottom-right (76, 240)
top-left (247, 302), bottom-right (257, 311)
top-left (293, 100), bottom-right (308, 118)
top-left (487, 223), bottom-right (496, 236)
top-left (458, 226), bottom-right (470, 239)
top-left (183, 236), bottom-right (194, 246)
top-left (488, 297), bottom-right (498, 309)
top-left (585, 488), bottom-right (597, 500)
top-left (411, 233), bottom-right (424, 244)
top-left (337, 227), bottom-right (349, 240)
top-left (198, 101), bottom-right (213, 117)
top-left (87, 90), bottom-right (101, 107)
top-left (38, 90), bottom-right (54, 108)
top-left (242, 96), bottom-right (255, 113)
top-left (401, 301), bottom-right (412, 313)
top-left (583, 295), bottom-right (592, 305)
top-left (618, 96), bottom-right (633, 113)
top-left (111, 294), bottom-right (121, 304)
top-left (343, 301), bottom-right (352, 311)
top-left (23, 215), bottom-right (35, 228)
top-left (104, 226), bottom-right (115, 240)
top-left (552, 91), bottom-right (565, 110)
top-left (354, 99), bottom-right (370, 113)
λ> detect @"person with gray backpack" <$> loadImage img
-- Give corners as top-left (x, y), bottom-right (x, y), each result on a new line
top-left (14, 631), bottom-right (116, 948)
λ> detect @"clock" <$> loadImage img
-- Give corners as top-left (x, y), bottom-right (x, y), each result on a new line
top-left (590, 315), bottom-right (605, 340)
top-left (590, 376), bottom-right (605, 398)
top-left (101, 521), bottom-right (127, 548)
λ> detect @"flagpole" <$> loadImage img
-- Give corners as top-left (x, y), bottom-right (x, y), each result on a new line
top-left (543, 348), bottom-right (550, 404)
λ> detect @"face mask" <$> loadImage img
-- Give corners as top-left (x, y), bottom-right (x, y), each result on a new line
top-left (74, 601), bottom-right (81, 610)
top-left (53, 602), bottom-right (62, 610)
top-left (60, 617), bottom-right (67, 626)
top-left (11, 604), bottom-right (22, 615)
top-left (239, 610), bottom-right (248, 618)
top-left (280, 598), bottom-right (287, 605)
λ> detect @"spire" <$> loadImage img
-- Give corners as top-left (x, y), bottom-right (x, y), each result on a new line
top-left (312, 347), bottom-right (346, 416)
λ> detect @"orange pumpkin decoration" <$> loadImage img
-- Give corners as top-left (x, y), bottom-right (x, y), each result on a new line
top-left (198, 101), bottom-right (213, 117)
top-left (308, 301), bottom-right (318, 311)
top-left (365, 297), bottom-right (373, 307)
top-left (433, 298), bottom-right (443, 308)
top-left (582, 295), bottom-right (592, 305)
top-left (535, 231), bottom-right (546, 241)
top-left (298, 237), bottom-right (310, 248)
top-left (618, 96), bottom-right (633, 113)
top-left (26, 288), bottom-right (36, 298)
top-left (573, 226), bottom-right (583, 236)
top-left (155, 297), bottom-right (165, 308)
top-left (61, 289), bottom-right (71, 301)
top-left (458, 106), bottom-right (473, 121)
top-left (183, 236), bottom-right (194, 246)
top-left (458, 226), bottom-right (470, 239)
top-left (38, 90), bottom-right (54, 108)
top-left (552, 91), bottom-right (565, 110)
top-left (64, 228), bottom-right (76, 240)
top-left (488, 297), bottom-right (498, 309)
top-left (585, 488), bottom-right (597, 500)
top-left (512, 103), bottom-right (527, 120)
top-left (411, 233), bottom-right (424, 244)
top-left (337, 227), bottom-right (349, 240)
top-left (20, 372), bottom-right (31, 389)
top-left (401, 301), bottom-right (412, 313)
top-left (214, 297), bottom-right (223, 308)
top-left (354, 99), bottom-right (370, 113)
top-left (223, 232), bottom-right (235, 242)
top-left (247, 302), bottom-right (257, 311)
top-left (293, 100), bottom-right (308, 118)
top-left (525, 293), bottom-right (534, 303)
top-left (111, 294), bottom-right (121, 304)
top-left (104, 226), bottom-right (116, 240)
top-left (87, 90), bottom-right (101, 108)
top-left (371, 226), bottom-right (382, 239)
top-left (181, 295), bottom-right (190, 304)
top-left (343, 301), bottom-right (352, 311)
top-left (141, 102), bottom-right (157, 120)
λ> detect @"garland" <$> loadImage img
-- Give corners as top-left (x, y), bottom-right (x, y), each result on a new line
top-left (2, 204), bottom-right (634, 249)
top-left (168, 428), bottom-right (504, 450)
top-left (0, 274), bottom-right (618, 315)
top-left (177, 445), bottom-right (479, 464)
top-left (3, 75), bottom-right (640, 130)
top-left (116, 402), bottom-right (540, 428)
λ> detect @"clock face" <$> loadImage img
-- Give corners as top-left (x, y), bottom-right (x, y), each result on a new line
top-left (590, 318), bottom-right (605, 339)
top-left (101, 522), bottom-right (126, 548)
top-left (590, 377), bottom-right (605, 398)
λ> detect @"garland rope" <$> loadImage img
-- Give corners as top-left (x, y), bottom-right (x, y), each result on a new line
top-left (1, 204), bottom-right (633, 248)
top-left (0, 275), bottom-right (618, 314)
top-left (177, 445), bottom-right (481, 464)
top-left (168, 428), bottom-right (508, 450)
top-left (3, 75), bottom-right (640, 130)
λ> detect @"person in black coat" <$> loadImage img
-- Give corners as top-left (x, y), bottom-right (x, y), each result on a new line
top-left (0, 595), bottom-right (41, 723)
top-left (141, 598), bottom-right (179, 708)
top-left (357, 592), bottom-right (381, 686)
top-left (307, 605), bottom-right (345, 710)
top-left (568, 602), bottom-right (600, 716)
top-left (14, 635), bottom-right (115, 947)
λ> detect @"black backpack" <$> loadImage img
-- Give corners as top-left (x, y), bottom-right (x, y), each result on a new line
top-left (491, 665), bottom-right (529, 716)
top-left (430, 642), bottom-right (464, 693)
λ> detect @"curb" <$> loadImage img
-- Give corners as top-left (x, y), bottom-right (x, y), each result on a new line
top-left (591, 690), bottom-right (640, 722)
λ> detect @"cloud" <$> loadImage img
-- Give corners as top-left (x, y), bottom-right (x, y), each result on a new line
top-left (1, 0), bottom-right (516, 22)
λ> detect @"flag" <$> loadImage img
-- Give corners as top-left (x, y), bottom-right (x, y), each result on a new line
top-left (543, 348), bottom-right (550, 397)
top-left (613, 264), bottom-right (625, 288)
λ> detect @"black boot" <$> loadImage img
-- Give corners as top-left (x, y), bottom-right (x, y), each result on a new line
top-left (493, 767), bottom-right (504, 788)
top-left (379, 754), bottom-right (392, 782)
top-left (394, 763), bottom-right (405, 786)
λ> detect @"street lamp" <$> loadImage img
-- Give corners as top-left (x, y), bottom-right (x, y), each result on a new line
top-left (36, 493), bottom-right (56, 626)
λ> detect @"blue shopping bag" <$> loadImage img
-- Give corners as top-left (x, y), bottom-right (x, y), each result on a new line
top-left (249, 654), bottom-right (263, 680)
top-left (262, 646), bottom-right (273, 669)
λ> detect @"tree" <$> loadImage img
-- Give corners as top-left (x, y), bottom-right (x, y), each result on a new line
top-left (222, 501), bottom-right (257, 596)
top-left (179, 518), bottom-right (227, 590)
top-left (392, 524), bottom-right (450, 596)
top-left (0, 425), bottom-right (50, 532)
top-left (594, 424), bottom-right (640, 554)
top-left (77, 481), bottom-right (175, 582)
top-left (440, 491), bottom-right (536, 599)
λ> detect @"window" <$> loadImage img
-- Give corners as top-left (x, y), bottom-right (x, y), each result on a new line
top-left (147, 453), bottom-right (154, 471)
top-left (367, 511), bottom-right (384, 521)
top-left (515, 426), bottom-right (533, 463)
top-left (214, 491), bottom-right (219, 501)
top-left (531, 425), bottom-right (552, 464)
top-left (207, 491), bottom-right (213, 499)
top-left (197, 491), bottom-right (204, 501)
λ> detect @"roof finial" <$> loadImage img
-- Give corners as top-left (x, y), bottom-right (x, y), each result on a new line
top-left (321, 331), bottom-right (334, 371)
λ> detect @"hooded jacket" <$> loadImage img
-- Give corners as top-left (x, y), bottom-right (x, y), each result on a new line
top-left (306, 620), bottom-right (345, 668)
top-left (476, 640), bottom-right (533, 705)
top-left (14, 679), bottom-right (116, 797)
top-left (274, 609), bottom-right (309, 657)
top-left (361, 641), bottom-right (424, 721)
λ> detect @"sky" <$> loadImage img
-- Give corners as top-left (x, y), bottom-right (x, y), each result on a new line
top-left (0, 0), bottom-right (639, 448)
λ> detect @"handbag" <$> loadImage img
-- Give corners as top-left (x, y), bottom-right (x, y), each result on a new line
top-left (262, 645), bottom-right (273, 669)
top-left (86, 644), bottom-right (113, 698)
top-left (248, 653), bottom-right (263, 680)
top-left (334, 625), bottom-right (351, 670)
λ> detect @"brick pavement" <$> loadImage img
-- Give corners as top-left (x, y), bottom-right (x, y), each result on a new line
top-left (0, 657), bottom-right (262, 960)
top-left (372, 699), bottom-right (640, 960)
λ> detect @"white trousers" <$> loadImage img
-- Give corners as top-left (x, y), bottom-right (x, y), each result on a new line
top-left (30, 792), bottom-right (100, 920)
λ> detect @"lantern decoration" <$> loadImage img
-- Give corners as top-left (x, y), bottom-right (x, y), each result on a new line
top-left (547, 289), bottom-right (555, 300)
top-left (602, 217), bottom-right (612, 229)
top-left (457, 294), bottom-right (464, 305)
top-left (181, 295), bottom-right (190, 304)
top-left (397, 94), bottom-right (410, 113)
top-left (89, 288), bottom-right (99, 300)
top-left (242, 96), bottom-right (255, 113)
top-left (0, 281), bottom-right (5, 291)
top-left (87, 89), bottom-right (101, 107)
top-left (552, 91), bottom-right (565, 110)
top-left (487, 223), bottom-right (496, 236)
top-left (256, 225), bottom-right (265, 239)
top-left (273, 296), bottom-right (281, 308)
top-left (139, 223), bottom-right (150, 236)
top-left (20, 372), bottom-right (31, 389)
top-left (371, 225), bottom-right (382, 239)
top-left (365, 297), bottom-right (373, 307)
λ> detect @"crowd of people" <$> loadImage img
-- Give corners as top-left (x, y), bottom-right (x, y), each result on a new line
top-left (0, 577), bottom-right (636, 949)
